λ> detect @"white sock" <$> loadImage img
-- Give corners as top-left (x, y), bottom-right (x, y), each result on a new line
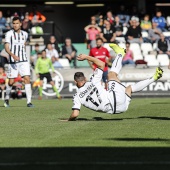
top-left (25, 84), bottom-right (32, 104)
top-left (110, 54), bottom-right (123, 74)
top-left (5, 85), bottom-right (12, 100)
top-left (131, 77), bottom-right (154, 92)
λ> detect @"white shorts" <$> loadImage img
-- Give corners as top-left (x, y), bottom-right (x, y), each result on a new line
top-left (107, 80), bottom-right (131, 113)
top-left (7, 62), bottom-right (30, 78)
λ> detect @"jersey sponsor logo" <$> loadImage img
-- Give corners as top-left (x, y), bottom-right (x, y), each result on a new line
top-left (42, 70), bottom-right (64, 96)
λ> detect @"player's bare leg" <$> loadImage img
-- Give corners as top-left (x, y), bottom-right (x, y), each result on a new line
top-left (125, 67), bottom-right (163, 97)
top-left (24, 75), bottom-right (34, 107)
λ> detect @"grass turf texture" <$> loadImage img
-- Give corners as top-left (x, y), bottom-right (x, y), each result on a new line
top-left (0, 98), bottom-right (170, 170)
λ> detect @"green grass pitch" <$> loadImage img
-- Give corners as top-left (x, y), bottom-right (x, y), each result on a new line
top-left (0, 98), bottom-right (170, 169)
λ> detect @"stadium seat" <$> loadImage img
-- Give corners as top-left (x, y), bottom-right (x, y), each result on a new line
top-left (141, 31), bottom-right (149, 38)
top-left (162, 32), bottom-right (170, 37)
top-left (141, 43), bottom-right (153, 55)
top-left (129, 43), bottom-right (142, 60)
top-left (153, 43), bottom-right (157, 50)
top-left (144, 54), bottom-right (159, 66)
top-left (58, 59), bottom-right (70, 68)
top-left (115, 37), bottom-right (126, 43)
top-left (103, 43), bottom-right (112, 51)
top-left (147, 60), bottom-right (159, 66)
top-left (123, 26), bottom-right (128, 35)
top-left (157, 54), bottom-right (169, 66)
top-left (144, 54), bottom-right (157, 62)
top-left (118, 43), bottom-right (126, 49)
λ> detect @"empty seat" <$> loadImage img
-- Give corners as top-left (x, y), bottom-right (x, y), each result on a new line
top-left (58, 59), bottom-right (70, 68)
top-left (144, 54), bottom-right (157, 62)
top-left (147, 60), bottom-right (159, 66)
top-left (163, 32), bottom-right (170, 37)
top-left (115, 37), bottom-right (126, 43)
top-left (141, 31), bottom-right (149, 38)
top-left (141, 43), bottom-right (153, 55)
top-left (103, 43), bottom-right (112, 51)
top-left (118, 43), bottom-right (126, 49)
top-left (157, 54), bottom-right (169, 66)
top-left (130, 43), bottom-right (142, 56)
top-left (153, 43), bottom-right (157, 50)
top-left (123, 26), bottom-right (128, 35)
top-left (133, 54), bottom-right (144, 61)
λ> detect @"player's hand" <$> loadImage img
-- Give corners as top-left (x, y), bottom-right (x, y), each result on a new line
top-left (77, 54), bottom-right (87, 61)
top-left (12, 55), bottom-right (20, 61)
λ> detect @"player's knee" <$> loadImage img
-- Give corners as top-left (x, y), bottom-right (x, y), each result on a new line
top-left (24, 76), bottom-right (30, 84)
top-left (107, 72), bottom-right (117, 79)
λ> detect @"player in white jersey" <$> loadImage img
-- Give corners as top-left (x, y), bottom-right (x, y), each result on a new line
top-left (4, 16), bottom-right (33, 107)
top-left (64, 43), bottom-right (163, 121)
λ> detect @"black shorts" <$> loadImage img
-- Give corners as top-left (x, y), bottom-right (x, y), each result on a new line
top-left (39, 72), bottom-right (52, 83)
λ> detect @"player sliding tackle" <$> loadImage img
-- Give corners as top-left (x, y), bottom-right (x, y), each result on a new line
top-left (65, 44), bottom-right (163, 121)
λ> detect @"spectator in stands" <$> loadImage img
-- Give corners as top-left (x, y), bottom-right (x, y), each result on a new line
top-left (156, 34), bottom-right (170, 58)
top-left (97, 15), bottom-right (104, 28)
top-left (113, 16), bottom-right (124, 37)
top-left (0, 66), bottom-right (7, 95)
top-left (122, 42), bottom-right (135, 66)
top-left (117, 5), bottom-right (130, 27)
top-left (126, 17), bottom-right (143, 44)
top-left (105, 11), bottom-right (114, 25)
top-left (48, 35), bottom-right (61, 57)
top-left (100, 20), bottom-right (116, 43)
top-left (22, 12), bottom-right (31, 34)
top-left (152, 10), bottom-right (167, 32)
top-left (167, 16), bottom-right (170, 31)
top-left (46, 42), bottom-right (59, 60)
top-left (61, 37), bottom-right (77, 68)
top-left (0, 11), bottom-right (10, 43)
top-left (84, 21), bottom-right (101, 49)
top-left (30, 43), bottom-right (41, 67)
top-left (88, 38), bottom-right (111, 89)
top-left (148, 22), bottom-right (162, 44)
top-left (140, 14), bottom-right (152, 32)
top-left (51, 56), bottom-right (63, 69)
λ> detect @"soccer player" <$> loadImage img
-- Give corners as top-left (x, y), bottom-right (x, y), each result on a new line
top-left (35, 50), bottom-right (61, 100)
top-left (65, 44), bottom-right (163, 121)
top-left (88, 38), bottom-right (111, 89)
top-left (4, 16), bottom-right (33, 107)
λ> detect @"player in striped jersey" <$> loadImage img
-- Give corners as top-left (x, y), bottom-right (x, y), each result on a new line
top-left (64, 44), bottom-right (163, 121)
top-left (4, 16), bottom-right (33, 107)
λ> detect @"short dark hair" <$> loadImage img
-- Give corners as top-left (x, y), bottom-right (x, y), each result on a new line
top-left (96, 37), bottom-right (103, 42)
top-left (42, 50), bottom-right (46, 53)
top-left (74, 72), bottom-right (85, 82)
top-left (12, 16), bottom-right (22, 23)
top-left (35, 43), bottom-right (39, 47)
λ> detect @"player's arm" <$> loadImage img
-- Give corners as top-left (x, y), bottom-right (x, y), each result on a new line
top-left (77, 54), bottom-right (105, 70)
top-left (4, 43), bottom-right (19, 61)
top-left (68, 110), bottom-right (80, 121)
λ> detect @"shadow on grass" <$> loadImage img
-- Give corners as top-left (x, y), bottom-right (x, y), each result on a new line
top-left (60, 116), bottom-right (170, 121)
top-left (151, 102), bottom-right (170, 104)
top-left (0, 147), bottom-right (170, 170)
top-left (105, 138), bottom-right (170, 142)
top-left (138, 116), bottom-right (170, 120)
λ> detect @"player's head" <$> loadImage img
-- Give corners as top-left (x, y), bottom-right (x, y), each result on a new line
top-left (74, 72), bottom-right (86, 87)
top-left (96, 38), bottom-right (103, 48)
top-left (0, 66), bottom-right (4, 74)
top-left (12, 16), bottom-right (22, 32)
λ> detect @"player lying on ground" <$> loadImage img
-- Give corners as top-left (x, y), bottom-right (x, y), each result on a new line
top-left (65, 44), bottom-right (163, 121)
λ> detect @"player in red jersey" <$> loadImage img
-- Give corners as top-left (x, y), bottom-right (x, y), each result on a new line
top-left (88, 38), bottom-right (111, 89)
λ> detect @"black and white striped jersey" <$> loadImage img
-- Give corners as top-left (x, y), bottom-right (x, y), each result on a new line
top-left (5, 29), bottom-right (28, 63)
